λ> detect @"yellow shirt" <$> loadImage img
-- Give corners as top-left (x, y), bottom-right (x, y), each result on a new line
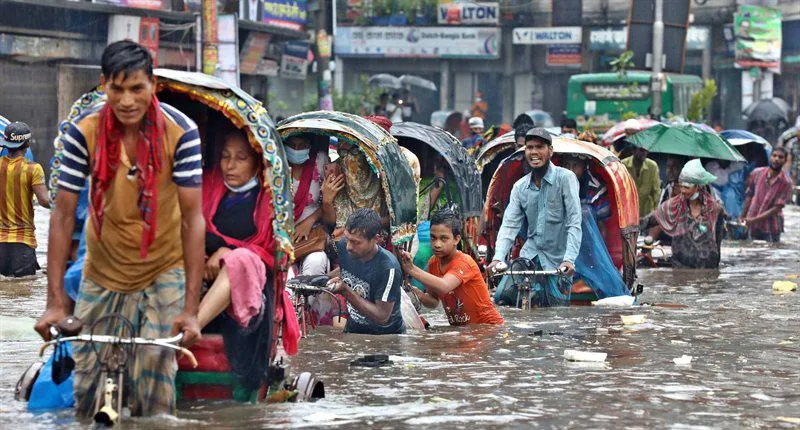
top-left (57, 102), bottom-right (202, 293)
top-left (622, 156), bottom-right (661, 217)
top-left (0, 156), bottom-right (45, 248)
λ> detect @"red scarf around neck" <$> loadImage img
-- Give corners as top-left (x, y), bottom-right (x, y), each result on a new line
top-left (91, 95), bottom-right (164, 258)
top-left (292, 150), bottom-right (318, 221)
top-left (202, 169), bottom-right (275, 269)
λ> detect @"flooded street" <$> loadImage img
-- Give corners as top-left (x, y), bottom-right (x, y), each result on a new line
top-left (2, 206), bottom-right (799, 428)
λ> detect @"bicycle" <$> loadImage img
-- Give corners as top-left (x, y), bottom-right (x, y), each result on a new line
top-left (38, 315), bottom-right (197, 426)
top-left (286, 275), bottom-right (345, 338)
top-left (490, 258), bottom-right (570, 309)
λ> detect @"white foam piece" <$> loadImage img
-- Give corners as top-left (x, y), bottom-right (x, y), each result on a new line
top-left (563, 349), bottom-right (607, 362)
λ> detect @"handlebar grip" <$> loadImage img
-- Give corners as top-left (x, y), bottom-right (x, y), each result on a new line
top-left (178, 347), bottom-right (198, 368)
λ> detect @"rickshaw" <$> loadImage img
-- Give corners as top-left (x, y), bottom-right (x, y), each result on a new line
top-left (482, 137), bottom-right (640, 303)
top-left (390, 122), bottom-right (483, 260)
top-left (475, 130), bottom-right (517, 196)
top-left (43, 70), bottom-right (319, 414)
top-left (276, 112), bottom-right (426, 330)
top-left (277, 111), bottom-right (418, 247)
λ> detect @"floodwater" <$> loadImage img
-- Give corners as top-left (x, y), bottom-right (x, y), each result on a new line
top-left (2, 206), bottom-right (800, 429)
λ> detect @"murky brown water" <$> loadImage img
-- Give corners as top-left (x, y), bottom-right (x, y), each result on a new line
top-left (2, 206), bottom-right (799, 428)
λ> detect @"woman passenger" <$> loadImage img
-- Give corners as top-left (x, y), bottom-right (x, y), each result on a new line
top-left (284, 135), bottom-right (330, 277)
top-left (642, 159), bottom-right (726, 269)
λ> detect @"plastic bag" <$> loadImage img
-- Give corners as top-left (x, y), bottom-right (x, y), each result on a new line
top-left (28, 342), bottom-right (74, 411)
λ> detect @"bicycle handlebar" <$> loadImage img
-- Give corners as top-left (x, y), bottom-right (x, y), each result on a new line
top-left (40, 333), bottom-right (198, 368)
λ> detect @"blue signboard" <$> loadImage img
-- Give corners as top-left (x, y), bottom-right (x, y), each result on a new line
top-left (263, 0), bottom-right (307, 32)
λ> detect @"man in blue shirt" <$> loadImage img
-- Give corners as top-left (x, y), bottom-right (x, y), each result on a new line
top-left (328, 208), bottom-right (405, 334)
top-left (487, 128), bottom-right (582, 306)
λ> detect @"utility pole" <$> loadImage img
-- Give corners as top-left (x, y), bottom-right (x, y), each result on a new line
top-left (650, 0), bottom-right (663, 118)
top-left (202, 0), bottom-right (218, 76)
top-left (316, 0), bottom-right (333, 110)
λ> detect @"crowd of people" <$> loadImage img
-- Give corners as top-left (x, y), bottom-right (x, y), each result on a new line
top-left (1, 40), bottom-right (796, 419)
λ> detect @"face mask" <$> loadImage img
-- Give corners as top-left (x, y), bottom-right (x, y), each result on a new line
top-left (285, 147), bottom-right (310, 165)
top-left (225, 175), bottom-right (259, 193)
top-left (689, 190), bottom-right (700, 201)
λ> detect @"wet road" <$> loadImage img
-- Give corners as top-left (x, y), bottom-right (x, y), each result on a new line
top-left (1, 206), bottom-right (799, 428)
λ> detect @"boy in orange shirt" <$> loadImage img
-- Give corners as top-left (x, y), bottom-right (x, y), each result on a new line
top-left (400, 209), bottom-right (503, 325)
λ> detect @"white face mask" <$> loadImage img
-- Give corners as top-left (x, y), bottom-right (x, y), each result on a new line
top-left (689, 190), bottom-right (700, 201)
top-left (225, 175), bottom-right (259, 193)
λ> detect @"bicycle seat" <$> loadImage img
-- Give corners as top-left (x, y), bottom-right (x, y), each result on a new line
top-left (288, 274), bottom-right (331, 288)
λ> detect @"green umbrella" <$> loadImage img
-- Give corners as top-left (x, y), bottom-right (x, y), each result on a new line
top-left (627, 123), bottom-right (745, 162)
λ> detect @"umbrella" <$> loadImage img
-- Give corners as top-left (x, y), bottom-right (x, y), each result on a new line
top-left (628, 123), bottom-right (745, 162)
top-left (600, 118), bottom-right (660, 146)
top-left (743, 98), bottom-right (789, 123)
top-left (398, 74), bottom-right (437, 91)
top-left (688, 122), bottom-right (717, 134)
top-left (720, 129), bottom-right (769, 147)
top-left (368, 73), bottom-right (402, 89)
top-left (777, 127), bottom-right (798, 147)
top-left (0, 114), bottom-right (8, 134)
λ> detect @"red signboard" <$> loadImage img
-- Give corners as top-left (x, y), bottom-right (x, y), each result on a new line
top-left (546, 44), bottom-right (581, 66)
top-left (139, 17), bottom-right (160, 66)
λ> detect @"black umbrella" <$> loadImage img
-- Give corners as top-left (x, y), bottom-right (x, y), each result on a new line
top-left (743, 98), bottom-right (789, 123)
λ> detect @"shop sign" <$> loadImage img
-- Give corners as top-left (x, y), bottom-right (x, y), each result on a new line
top-left (513, 27), bottom-right (581, 45)
top-left (240, 33), bottom-right (272, 75)
top-left (93, 0), bottom-right (169, 10)
top-left (263, 0), bottom-right (307, 32)
top-left (334, 26), bottom-right (500, 59)
top-left (281, 40), bottom-right (309, 79)
top-left (589, 26), bottom-right (710, 51)
top-left (546, 44), bottom-right (581, 66)
top-left (734, 5), bottom-right (782, 70)
top-left (437, 1), bottom-right (499, 25)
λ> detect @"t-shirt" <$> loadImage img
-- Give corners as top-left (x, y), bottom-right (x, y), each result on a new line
top-left (56, 101), bottom-right (202, 293)
top-left (336, 239), bottom-right (405, 335)
top-left (427, 251), bottom-right (504, 326)
top-left (0, 156), bottom-right (45, 248)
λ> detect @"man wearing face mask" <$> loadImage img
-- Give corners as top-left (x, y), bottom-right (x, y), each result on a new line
top-left (740, 147), bottom-right (793, 242)
top-left (487, 128), bottom-right (582, 307)
top-left (642, 159), bottom-right (725, 269)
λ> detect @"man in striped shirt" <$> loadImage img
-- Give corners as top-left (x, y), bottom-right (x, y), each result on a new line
top-left (34, 41), bottom-right (205, 417)
top-left (0, 121), bottom-right (50, 277)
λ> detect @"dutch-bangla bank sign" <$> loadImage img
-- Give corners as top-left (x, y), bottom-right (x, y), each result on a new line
top-left (513, 27), bottom-right (582, 45)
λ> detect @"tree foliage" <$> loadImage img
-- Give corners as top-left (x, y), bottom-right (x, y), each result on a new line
top-left (687, 79), bottom-right (717, 123)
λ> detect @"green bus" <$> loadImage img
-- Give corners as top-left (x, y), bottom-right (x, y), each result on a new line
top-left (566, 72), bottom-right (703, 131)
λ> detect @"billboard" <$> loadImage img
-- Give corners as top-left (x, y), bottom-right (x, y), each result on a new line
top-left (437, 1), bottom-right (499, 25)
top-left (93, 0), bottom-right (169, 10)
top-left (512, 27), bottom-right (582, 45)
top-left (263, 0), bottom-right (307, 32)
top-left (334, 27), bottom-right (500, 59)
top-left (734, 5), bottom-right (782, 70)
top-left (546, 45), bottom-right (581, 67)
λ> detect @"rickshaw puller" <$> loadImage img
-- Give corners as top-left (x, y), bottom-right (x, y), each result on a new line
top-left (487, 128), bottom-right (582, 305)
top-left (34, 40), bottom-right (204, 417)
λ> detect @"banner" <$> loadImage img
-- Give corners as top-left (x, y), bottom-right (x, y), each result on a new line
top-left (589, 26), bottom-right (709, 51)
top-left (734, 5), bottom-right (782, 70)
top-left (263, 0), bottom-right (307, 32)
top-left (334, 27), bottom-right (500, 59)
top-left (546, 44), bottom-right (581, 67)
top-left (437, 1), bottom-right (499, 25)
top-left (513, 27), bottom-right (582, 45)
top-left (93, 0), bottom-right (168, 10)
